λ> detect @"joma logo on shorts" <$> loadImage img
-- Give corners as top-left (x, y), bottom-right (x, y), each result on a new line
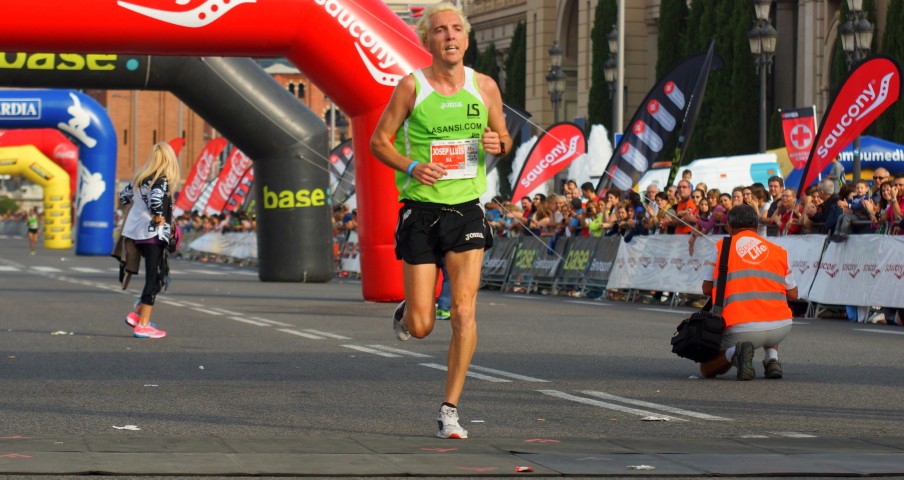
top-left (465, 232), bottom-right (484, 241)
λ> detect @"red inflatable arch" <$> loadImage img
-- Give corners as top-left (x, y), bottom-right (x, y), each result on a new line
top-left (0, 0), bottom-right (432, 301)
top-left (0, 129), bottom-right (78, 200)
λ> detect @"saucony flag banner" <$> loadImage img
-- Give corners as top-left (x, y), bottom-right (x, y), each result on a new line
top-left (329, 139), bottom-right (355, 205)
top-left (204, 147), bottom-right (252, 215)
top-left (665, 40), bottom-right (721, 188)
top-left (779, 106), bottom-right (817, 190)
top-left (510, 122), bottom-right (586, 202)
top-left (598, 46), bottom-right (724, 194)
top-left (487, 104), bottom-right (531, 173)
top-left (174, 137), bottom-right (228, 215)
top-left (225, 167), bottom-right (254, 212)
top-left (797, 55), bottom-right (902, 198)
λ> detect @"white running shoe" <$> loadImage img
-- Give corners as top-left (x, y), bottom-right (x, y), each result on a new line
top-left (436, 404), bottom-right (468, 439)
top-left (393, 301), bottom-right (410, 341)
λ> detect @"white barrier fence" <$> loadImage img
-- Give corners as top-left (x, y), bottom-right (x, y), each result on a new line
top-left (608, 234), bottom-right (904, 308)
top-left (176, 227), bottom-right (904, 309)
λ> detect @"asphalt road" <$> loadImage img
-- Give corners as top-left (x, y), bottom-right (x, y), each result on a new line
top-left (1, 234), bottom-right (903, 476)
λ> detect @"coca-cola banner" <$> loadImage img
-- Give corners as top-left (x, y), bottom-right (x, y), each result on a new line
top-left (225, 167), bottom-right (254, 213)
top-left (204, 148), bottom-right (252, 215)
top-left (797, 55), bottom-right (902, 197)
top-left (511, 122), bottom-right (586, 202)
top-left (598, 47), bottom-right (723, 194)
top-left (175, 137), bottom-right (228, 215)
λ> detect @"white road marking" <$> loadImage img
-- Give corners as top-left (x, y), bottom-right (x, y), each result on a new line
top-left (249, 317), bottom-right (295, 327)
top-left (420, 363), bottom-right (511, 383)
top-left (279, 329), bottom-right (325, 339)
top-left (209, 307), bottom-right (241, 316)
top-left (180, 301), bottom-right (205, 307)
top-left (159, 300), bottom-right (187, 307)
top-left (31, 266), bottom-right (61, 272)
top-left (342, 345), bottom-right (400, 358)
top-left (580, 390), bottom-right (730, 420)
top-left (564, 300), bottom-right (610, 307)
top-left (538, 390), bottom-right (686, 421)
top-left (854, 328), bottom-right (904, 336)
top-left (70, 267), bottom-right (104, 273)
top-left (770, 431), bottom-right (817, 438)
top-left (229, 316), bottom-right (271, 327)
top-left (305, 329), bottom-right (350, 340)
top-left (367, 345), bottom-right (431, 358)
top-left (638, 307), bottom-right (688, 315)
top-left (184, 269), bottom-right (226, 275)
top-left (469, 365), bottom-right (548, 382)
top-left (0, 265), bottom-right (20, 271)
top-left (191, 307), bottom-right (221, 315)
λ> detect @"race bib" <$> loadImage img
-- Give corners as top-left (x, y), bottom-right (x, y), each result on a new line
top-left (430, 138), bottom-right (479, 180)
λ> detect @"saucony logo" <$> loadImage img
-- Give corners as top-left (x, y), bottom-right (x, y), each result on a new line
top-left (117, 0), bottom-right (256, 28)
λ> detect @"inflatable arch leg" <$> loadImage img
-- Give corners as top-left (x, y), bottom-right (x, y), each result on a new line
top-left (0, 145), bottom-right (72, 249)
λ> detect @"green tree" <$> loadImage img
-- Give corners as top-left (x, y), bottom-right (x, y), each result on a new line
top-left (0, 196), bottom-right (19, 216)
top-left (656, 0), bottom-right (688, 79)
top-left (587, 0), bottom-right (616, 130)
top-left (464, 29), bottom-right (479, 68)
top-left (503, 21), bottom-right (526, 109)
top-left (475, 42), bottom-right (500, 84)
top-left (874, 0), bottom-right (902, 142)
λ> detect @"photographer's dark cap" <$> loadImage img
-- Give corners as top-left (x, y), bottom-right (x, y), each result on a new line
top-left (570, 198), bottom-right (583, 209)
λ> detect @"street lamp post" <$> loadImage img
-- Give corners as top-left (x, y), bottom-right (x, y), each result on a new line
top-left (546, 40), bottom-right (566, 191)
top-left (546, 41), bottom-right (565, 124)
top-left (840, 0), bottom-right (874, 183)
top-left (604, 25), bottom-right (618, 145)
top-left (748, 0), bottom-right (777, 154)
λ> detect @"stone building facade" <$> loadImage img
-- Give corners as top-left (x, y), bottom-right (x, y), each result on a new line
top-left (464, 0), bottom-right (891, 138)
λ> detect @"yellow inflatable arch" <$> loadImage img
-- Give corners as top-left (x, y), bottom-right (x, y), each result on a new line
top-left (0, 145), bottom-right (71, 249)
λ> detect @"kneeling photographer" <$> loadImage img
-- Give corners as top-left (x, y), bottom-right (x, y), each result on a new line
top-left (698, 204), bottom-right (798, 381)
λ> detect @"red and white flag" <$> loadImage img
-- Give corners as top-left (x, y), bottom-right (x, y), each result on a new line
top-left (203, 147), bottom-right (252, 215)
top-left (511, 122), bottom-right (586, 202)
top-left (797, 55), bottom-right (902, 198)
top-left (780, 107), bottom-right (816, 170)
top-left (174, 137), bottom-right (227, 214)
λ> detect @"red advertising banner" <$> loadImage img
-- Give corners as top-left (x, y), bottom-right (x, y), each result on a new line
top-left (511, 122), bottom-right (586, 202)
top-left (798, 55), bottom-right (902, 197)
top-left (204, 147), bottom-right (252, 215)
top-left (168, 137), bottom-right (186, 158)
top-left (174, 137), bottom-right (228, 214)
top-left (225, 167), bottom-right (254, 212)
top-left (780, 107), bottom-right (816, 170)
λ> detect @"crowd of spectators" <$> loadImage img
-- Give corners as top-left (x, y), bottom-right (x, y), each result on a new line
top-left (172, 210), bottom-right (256, 234)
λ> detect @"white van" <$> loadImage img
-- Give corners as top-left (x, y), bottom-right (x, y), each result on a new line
top-left (637, 152), bottom-right (781, 193)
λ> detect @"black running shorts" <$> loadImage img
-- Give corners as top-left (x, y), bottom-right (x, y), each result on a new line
top-left (395, 199), bottom-right (493, 266)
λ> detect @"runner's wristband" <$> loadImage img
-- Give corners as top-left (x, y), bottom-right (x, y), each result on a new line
top-left (406, 161), bottom-right (419, 177)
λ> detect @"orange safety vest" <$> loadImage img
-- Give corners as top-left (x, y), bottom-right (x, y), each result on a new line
top-left (712, 231), bottom-right (793, 327)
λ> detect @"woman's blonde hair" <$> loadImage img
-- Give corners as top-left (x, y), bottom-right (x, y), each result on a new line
top-left (133, 142), bottom-right (180, 188)
top-left (415, 2), bottom-right (471, 46)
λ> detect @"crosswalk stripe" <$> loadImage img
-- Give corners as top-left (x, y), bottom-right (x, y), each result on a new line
top-left (0, 266), bottom-right (18, 271)
top-left (580, 390), bottom-right (729, 421)
top-left (342, 345), bottom-right (400, 357)
top-left (191, 307), bottom-right (221, 315)
top-left (367, 345), bottom-right (431, 358)
top-left (279, 329), bottom-right (325, 339)
top-left (209, 307), bottom-right (241, 316)
top-left (538, 390), bottom-right (686, 421)
top-left (305, 329), bottom-right (350, 340)
top-left (420, 363), bottom-right (511, 383)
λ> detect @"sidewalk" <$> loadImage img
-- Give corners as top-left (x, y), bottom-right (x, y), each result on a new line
top-left (2, 435), bottom-right (903, 476)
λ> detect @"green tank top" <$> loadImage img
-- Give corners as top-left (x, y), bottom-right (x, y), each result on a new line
top-left (394, 67), bottom-right (488, 203)
top-left (27, 213), bottom-right (39, 230)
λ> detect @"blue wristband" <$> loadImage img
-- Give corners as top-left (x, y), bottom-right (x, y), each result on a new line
top-left (406, 161), bottom-right (419, 177)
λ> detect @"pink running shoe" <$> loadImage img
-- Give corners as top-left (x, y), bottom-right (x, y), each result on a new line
top-left (133, 323), bottom-right (166, 339)
top-left (125, 311), bottom-right (140, 327)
